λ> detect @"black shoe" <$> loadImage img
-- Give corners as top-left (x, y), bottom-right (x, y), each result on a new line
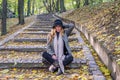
top-left (49, 65), bottom-right (58, 73)
top-left (56, 68), bottom-right (63, 76)
top-left (51, 67), bottom-right (58, 73)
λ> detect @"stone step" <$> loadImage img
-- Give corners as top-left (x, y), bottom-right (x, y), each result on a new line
top-left (5, 41), bottom-right (46, 47)
top-left (36, 20), bottom-right (53, 23)
top-left (25, 28), bottom-right (51, 32)
top-left (21, 31), bottom-right (49, 35)
top-left (0, 45), bottom-right (45, 52)
top-left (33, 24), bottom-right (52, 27)
top-left (25, 27), bottom-right (73, 32)
top-left (35, 21), bottom-right (53, 23)
top-left (0, 51), bottom-right (42, 61)
top-left (21, 31), bottom-right (76, 36)
top-left (0, 22), bottom-right (35, 46)
top-left (0, 45), bottom-right (82, 52)
top-left (13, 38), bottom-right (46, 42)
top-left (0, 58), bottom-right (81, 69)
top-left (29, 26), bottom-right (52, 29)
top-left (5, 40), bottom-right (80, 48)
top-left (16, 34), bottom-right (47, 39)
top-left (14, 37), bottom-right (78, 42)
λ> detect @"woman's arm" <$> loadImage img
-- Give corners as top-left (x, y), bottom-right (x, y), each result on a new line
top-left (64, 23), bottom-right (75, 36)
top-left (46, 35), bottom-right (54, 55)
top-left (46, 34), bottom-right (58, 60)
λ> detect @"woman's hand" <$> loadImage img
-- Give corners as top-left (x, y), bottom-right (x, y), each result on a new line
top-left (52, 54), bottom-right (57, 60)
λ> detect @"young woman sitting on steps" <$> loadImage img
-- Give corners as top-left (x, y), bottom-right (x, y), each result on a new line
top-left (42, 19), bottom-right (75, 76)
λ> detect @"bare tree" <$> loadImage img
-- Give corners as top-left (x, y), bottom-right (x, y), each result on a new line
top-left (32, 0), bottom-right (35, 15)
top-left (27, 0), bottom-right (31, 16)
top-left (60, 0), bottom-right (66, 12)
top-left (56, 0), bottom-right (59, 12)
top-left (43, 0), bottom-right (50, 12)
top-left (18, 0), bottom-right (25, 25)
top-left (76, 0), bottom-right (80, 8)
top-left (43, 0), bottom-right (56, 13)
top-left (1, 0), bottom-right (7, 35)
top-left (84, 0), bottom-right (89, 6)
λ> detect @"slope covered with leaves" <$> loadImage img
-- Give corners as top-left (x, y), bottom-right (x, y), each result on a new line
top-left (61, 1), bottom-right (120, 64)
top-left (0, 16), bottom-right (35, 42)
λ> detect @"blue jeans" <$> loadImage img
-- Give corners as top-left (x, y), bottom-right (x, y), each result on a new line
top-left (42, 51), bottom-right (73, 66)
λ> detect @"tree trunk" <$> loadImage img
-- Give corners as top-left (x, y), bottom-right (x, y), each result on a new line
top-left (84, 0), bottom-right (89, 6)
top-left (43, 0), bottom-right (56, 13)
top-left (43, 0), bottom-right (51, 13)
top-left (32, 0), bottom-right (35, 15)
top-left (18, 0), bottom-right (25, 25)
top-left (52, 0), bottom-right (56, 12)
top-left (60, 0), bottom-right (66, 12)
top-left (1, 0), bottom-right (7, 35)
top-left (43, 0), bottom-right (50, 13)
top-left (56, 0), bottom-right (59, 12)
top-left (27, 0), bottom-right (31, 16)
top-left (14, 1), bottom-right (17, 16)
top-left (49, 0), bottom-right (52, 12)
top-left (75, 0), bottom-right (80, 8)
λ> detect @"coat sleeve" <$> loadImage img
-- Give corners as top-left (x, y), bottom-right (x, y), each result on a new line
top-left (46, 35), bottom-right (54, 55)
top-left (64, 23), bottom-right (75, 36)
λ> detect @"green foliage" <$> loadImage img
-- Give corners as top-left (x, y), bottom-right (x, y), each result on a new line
top-left (0, 0), bottom-right (115, 18)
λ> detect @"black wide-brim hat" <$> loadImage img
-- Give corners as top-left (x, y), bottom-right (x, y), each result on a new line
top-left (53, 19), bottom-right (65, 29)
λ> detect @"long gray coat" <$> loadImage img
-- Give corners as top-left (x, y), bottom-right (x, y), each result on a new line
top-left (47, 23), bottom-right (75, 56)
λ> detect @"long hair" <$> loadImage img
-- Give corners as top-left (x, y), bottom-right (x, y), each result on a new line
top-left (47, 28), bottom-right (64, 44)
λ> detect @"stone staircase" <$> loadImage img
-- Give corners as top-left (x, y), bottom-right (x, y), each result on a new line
top-left (0, 14), bottom-right (106, 80)
top-left (0, 14), bottom-right (83, 69)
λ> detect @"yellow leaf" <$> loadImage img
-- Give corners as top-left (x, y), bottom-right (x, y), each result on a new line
top-left (81, 77), bottom-right (88, 80)
top-left (13, 68), bottom-right (17, 71)
top-left (32, 70), bottom-right (37, 74)
top-left (0, 69), bottom-right (9, 74)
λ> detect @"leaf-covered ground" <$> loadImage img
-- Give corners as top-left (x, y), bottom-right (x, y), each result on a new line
top-left (0, 36), bottom-right (112, 80)
top-left (0, 16), bottom-right (35, 42)
top-left (0, 18), bottom-right (113, 80)
top-left (80, 32), bottom-right (112, 80)
top-left (0, 66), bottom-right (92, 80)
top-left (61, 1), bottom-right (120, 64)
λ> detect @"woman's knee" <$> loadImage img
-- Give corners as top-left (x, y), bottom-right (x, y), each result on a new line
top-left (42, 51), bottom-right (48, 58)
top-left (66, 55), bottom-right (73, 63)
top-left (70, 55), bottom-right (73, 62)
top-left (67, 55), bottom-right (73, 62)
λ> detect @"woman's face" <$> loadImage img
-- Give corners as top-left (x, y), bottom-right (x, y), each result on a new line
top-left (55, 25), bottom-right (62, 32)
